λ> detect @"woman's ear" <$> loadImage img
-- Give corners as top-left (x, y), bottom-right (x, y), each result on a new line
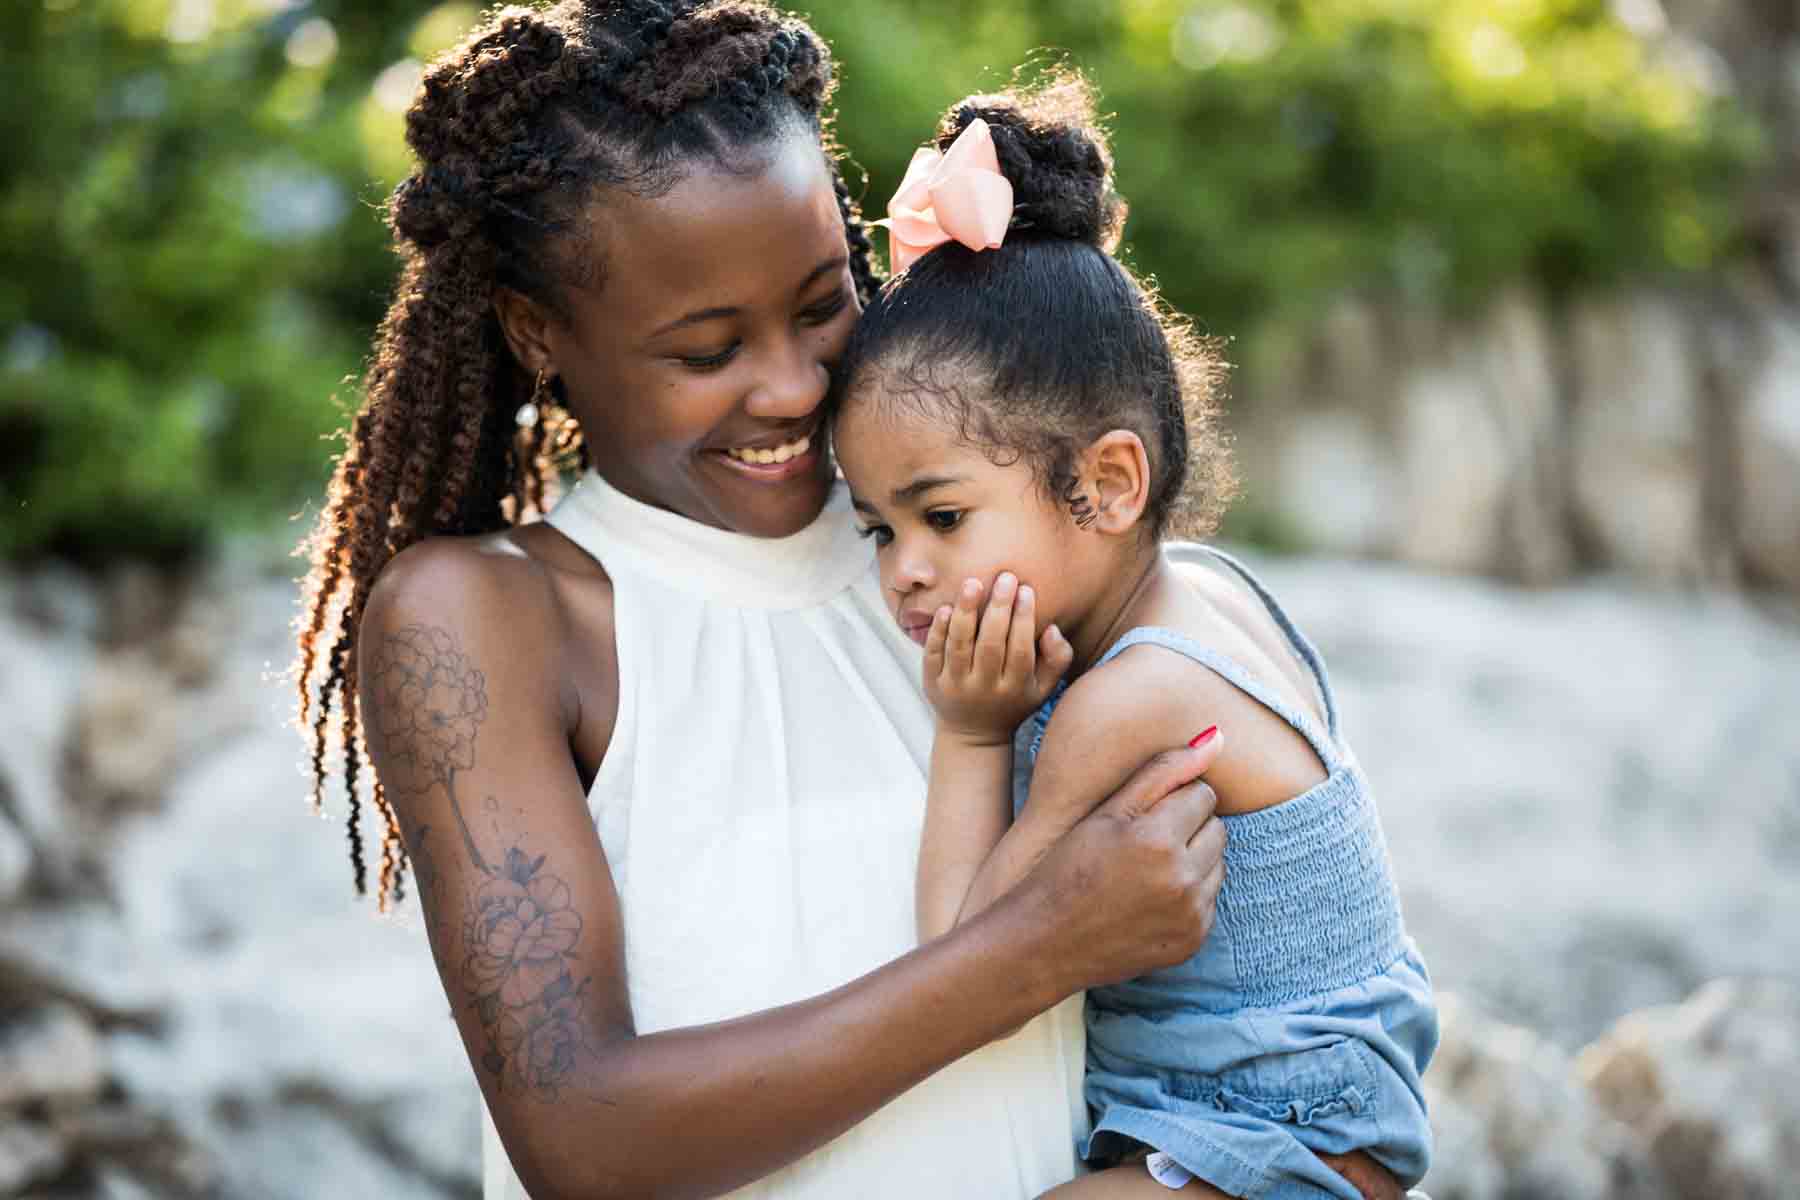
top-left (493, 287), bottom-right (558, 377)
top-left (1078, 430), bottom-right (1152, 536)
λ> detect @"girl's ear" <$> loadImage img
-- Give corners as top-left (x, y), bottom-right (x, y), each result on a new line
top-left (1077, 430), bottom-right (1152, 536)
top-left (493, 287), bottom-right (558, 377)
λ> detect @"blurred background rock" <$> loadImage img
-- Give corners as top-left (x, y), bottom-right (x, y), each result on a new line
top-left (1, 0), bottom-right (1795, 1197)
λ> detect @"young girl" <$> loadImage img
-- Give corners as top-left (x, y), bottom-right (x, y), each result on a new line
top-left (833, 76), bottom-right (1437, 1200)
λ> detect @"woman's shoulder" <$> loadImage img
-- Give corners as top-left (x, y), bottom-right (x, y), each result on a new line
top-left (362, 528), bottom-right (619, 742)
top-left (367, 526), bottom-right (604, 630)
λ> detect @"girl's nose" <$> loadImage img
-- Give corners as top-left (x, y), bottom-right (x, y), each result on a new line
top-left (891, 548), bottom-right (936, 595)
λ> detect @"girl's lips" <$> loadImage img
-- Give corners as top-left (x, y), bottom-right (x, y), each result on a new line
top-left (898, 613), bottom-right (935, 646)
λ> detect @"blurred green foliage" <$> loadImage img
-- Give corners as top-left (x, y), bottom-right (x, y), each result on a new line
top-left (0, 0), bottom-right (1762, 560)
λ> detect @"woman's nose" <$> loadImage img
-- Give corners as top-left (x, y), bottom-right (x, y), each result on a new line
top-left (745, 337), bottom-right (828, 421)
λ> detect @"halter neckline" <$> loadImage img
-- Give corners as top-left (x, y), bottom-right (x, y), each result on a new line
top-left (547, 469), bottom-right (873, 610)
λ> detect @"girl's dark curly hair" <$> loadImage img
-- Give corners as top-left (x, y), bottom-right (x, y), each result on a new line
top-left (837, 71), bottom-right (1233, 541)
top-left (294, 0), bottom-right (880, 909)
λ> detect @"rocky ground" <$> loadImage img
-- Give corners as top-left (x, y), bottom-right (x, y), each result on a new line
top-left (0, 553), bottom-right (1795, 1198)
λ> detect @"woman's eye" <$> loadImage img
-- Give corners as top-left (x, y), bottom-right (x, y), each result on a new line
top-left (678, 343), bottom-right (740, 371)
top-left (856, 524), bottom-right (893, 547)
top-left (800, 289), bottom-right (851, 325)
top-left (925, 509), bottom-right (963, 533)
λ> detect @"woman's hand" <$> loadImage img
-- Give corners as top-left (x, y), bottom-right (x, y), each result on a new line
top-left (1006, 738), bottom-right (1227, 995)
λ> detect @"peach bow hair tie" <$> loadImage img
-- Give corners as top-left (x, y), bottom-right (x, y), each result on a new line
top-left (875, 118), bottom-right (1014, 273)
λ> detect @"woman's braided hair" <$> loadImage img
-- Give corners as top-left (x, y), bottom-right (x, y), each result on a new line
top-left (294, 0), bottom-right (880, 908)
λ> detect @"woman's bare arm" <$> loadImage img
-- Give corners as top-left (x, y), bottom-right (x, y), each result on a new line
top-left (955, 658), bottom-right (1207, 925)
top-left (360, 542), bottom-right (1226, 1200)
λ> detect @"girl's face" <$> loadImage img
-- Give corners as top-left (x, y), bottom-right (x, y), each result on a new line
top-left (516, 126), bottom-right (859, 538)
top-left (835, 391), bottom-right (1090, 647)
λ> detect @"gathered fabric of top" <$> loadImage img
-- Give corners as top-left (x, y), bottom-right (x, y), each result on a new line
top-left (480, 470), bottom-right (1087, 1199)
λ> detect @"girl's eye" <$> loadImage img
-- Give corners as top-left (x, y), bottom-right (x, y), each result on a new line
top-left (678, 342), bottom-right (740, 371)
top-left (925, 509), bottom-right (963, 533)
top-left (800, 289), bottom-right (851, 325)
top-left (856, 523), bottom-right (894, 547)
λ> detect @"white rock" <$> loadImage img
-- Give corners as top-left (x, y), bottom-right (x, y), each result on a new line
top-left (1422, 993), bottom-right (1639, 1199)
top-left (1469, 289), bottom-right (1572, 583)
top-left (1416, 1088), bottom-right (1504, 1200)
top-left (101, 562), bottom-right (175, 647)
top-left (100, 673), bottom-right (481, 1195)
top-left (70, 651), bottom-right (183, 812)
top-left (204, 1102), bottom-right (463, 1200)
top-left (1386, 289), bottom-right (1570, 580)
top-left (0, 1002), bottom-right (107, 1109)
top-left (1737, 313), bottom-right (1800, 592)
top-left (1579, 977), bottom-right (1800, 1199)
top-left (0, 1119), bottom-right (66, 1194)
top-left (0, 903), bottom-right (169, 1019)
top-left (1271, 409), bottom-right (1399, 554)
top-left (1567, 291), bottom-right (1710, 581)
top-left (1238, 297), bottom-right (1405, 558)
top-left (1395, 362), bottom-right (1509, 573)
top-left (0, 796), bottom-right (30, 903)
top-left (1315, 295), bottom-right (1392, 405)
top-left (7, 563), bottom-right (105, 640)
top-left (69, 640), bottom-right (255, 815)
top-left (92, 1166), bottom-right (161, 1200)
top-left (0, 602), bottom-right (92, 881)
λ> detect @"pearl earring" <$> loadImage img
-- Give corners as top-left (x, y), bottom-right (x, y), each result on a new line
top-left (516, 368), bottom-right (549, 428)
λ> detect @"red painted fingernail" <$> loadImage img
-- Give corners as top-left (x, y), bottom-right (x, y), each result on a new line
top-left (1188, 726), bottom-right (1219, 748)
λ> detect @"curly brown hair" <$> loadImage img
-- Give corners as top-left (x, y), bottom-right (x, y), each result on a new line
top-left (294, 0), bottom-right (880, 908)
top-left (836, 71), bottom-right (1234, 541)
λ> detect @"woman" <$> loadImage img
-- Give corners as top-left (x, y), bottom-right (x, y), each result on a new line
top-left (294, 3), bottom-right (1403, 1197)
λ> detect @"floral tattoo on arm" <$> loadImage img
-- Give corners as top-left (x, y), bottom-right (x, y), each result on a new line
top-left (368, 625), bottom-right (602, 1102)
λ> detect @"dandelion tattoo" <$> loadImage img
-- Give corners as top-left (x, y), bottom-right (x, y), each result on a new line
top-left (368, 625), bottom-right (600, 1102)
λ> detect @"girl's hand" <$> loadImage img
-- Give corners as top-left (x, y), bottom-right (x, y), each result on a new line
top-left (923, 573), bottom-right (1073, 747)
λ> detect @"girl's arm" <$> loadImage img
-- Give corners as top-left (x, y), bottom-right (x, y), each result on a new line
top-left (915, 574), bottom-right (1075, 939)
top-left (362, 544), bottom-right (1226, 1200)
top-left (917, 729), bottom-right (1016, 937)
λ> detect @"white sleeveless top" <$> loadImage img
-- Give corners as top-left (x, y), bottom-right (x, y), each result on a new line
top-left (481, 470), bottom-right (1086, 1198)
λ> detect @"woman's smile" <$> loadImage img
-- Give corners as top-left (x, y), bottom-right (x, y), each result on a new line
top-left (710, 423), bottom-right (822, 481)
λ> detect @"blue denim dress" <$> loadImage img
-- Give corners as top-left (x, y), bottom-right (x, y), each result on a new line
top-left (1022, 545), bottom-right (1437, 1199)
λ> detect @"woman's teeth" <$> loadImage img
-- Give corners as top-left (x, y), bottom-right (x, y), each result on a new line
top-left (725, 434), bottom-right (811, 465)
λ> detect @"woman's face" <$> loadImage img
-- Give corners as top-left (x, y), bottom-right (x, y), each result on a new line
top-left (519, 127), bottom-right (859, 538)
